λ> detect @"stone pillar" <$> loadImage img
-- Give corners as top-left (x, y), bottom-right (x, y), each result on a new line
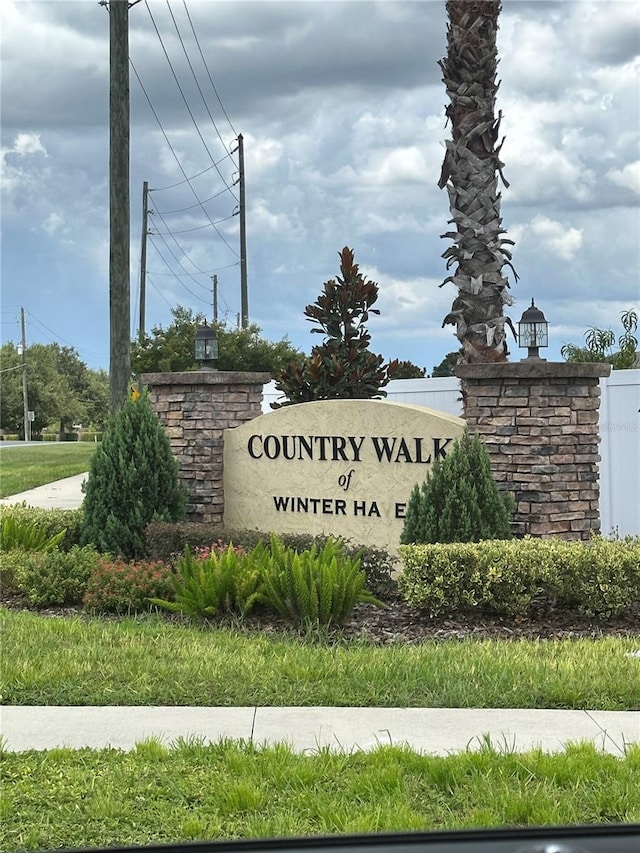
top-left (141, 370), bottom-right (270, 524)
top-left (455, 362), bottom-right (611, 540)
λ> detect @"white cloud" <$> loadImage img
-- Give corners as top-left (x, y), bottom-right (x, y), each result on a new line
top-left (13, 132), bottom-right (47, 157)
top-left (606, 161), bottom-right (640, 195)
top-left (512, 215), bottom-right (583, 262)
top-left (41, 211), bottom-right (65, 237)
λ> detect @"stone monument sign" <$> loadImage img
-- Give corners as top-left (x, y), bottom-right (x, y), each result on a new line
top-left (223, 399), bottom-right (466, 550)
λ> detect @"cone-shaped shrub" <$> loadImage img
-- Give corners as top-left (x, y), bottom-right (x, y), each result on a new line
top-left (81, 393), bottom-right (186, 559)
top-left (400, 429), bottom-right (512, 544)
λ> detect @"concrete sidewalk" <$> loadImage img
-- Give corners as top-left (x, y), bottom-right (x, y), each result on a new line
top-left (0, 472), bottom-right (87, 510)
top-left (1, 706), bottom-right (638, 755)
top-left (1, 478), bottom-right (638, 759)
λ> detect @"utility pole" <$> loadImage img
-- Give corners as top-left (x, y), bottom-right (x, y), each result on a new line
top-left (212, 274), bottom-right (218, 322)
top-left (20, 307), bottom-right (30, 442)
top-left (139, 180), bottom-right (149, 343)
top-left (237, 133), bottom-right (248, 329)
top-left (109, 0), bottom-right (131, 414)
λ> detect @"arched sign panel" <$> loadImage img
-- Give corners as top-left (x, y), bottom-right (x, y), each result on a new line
top-left (224, 400), bottom-right (466, 551)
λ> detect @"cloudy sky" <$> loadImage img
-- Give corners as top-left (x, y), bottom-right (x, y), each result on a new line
top-left (1, 0), bottom-right (638, 376)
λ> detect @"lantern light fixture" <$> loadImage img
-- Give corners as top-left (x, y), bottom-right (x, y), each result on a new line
top-left (518, 299), bottom-right (548, 361)
top-left (194, 322), bottom-right (218, 370)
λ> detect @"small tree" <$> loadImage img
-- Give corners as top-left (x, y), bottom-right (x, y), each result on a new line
top-left (388, 360), bottom-right (427, 380)
top-left (273, 247), bottom-right (397, 406)
top-left (131, 306), bottom-right (302, 375)
top-left (81, 393), bottom-right (186, 559)
top-left (561, 308), bottom-right (638, 369)
top-left (432, 351), bottom-right (459, 377)
top-left (401, 429), bottom-right (512, 544)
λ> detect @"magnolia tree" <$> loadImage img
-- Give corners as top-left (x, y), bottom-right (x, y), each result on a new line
top-left (273, 247), bottom-right (397, 406)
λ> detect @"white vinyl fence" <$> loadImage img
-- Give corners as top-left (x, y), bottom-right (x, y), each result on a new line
top-left (262, 370), bottom-right (640, 538)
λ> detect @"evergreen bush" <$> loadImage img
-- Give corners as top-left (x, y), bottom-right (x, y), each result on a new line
top-left (80, 393), bottom-right (186, 560)
top-left (400, 429), bottom-right (512, 544)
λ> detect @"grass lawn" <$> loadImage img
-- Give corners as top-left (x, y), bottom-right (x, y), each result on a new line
top-left (3, 609), bottom-right (639, 709)
top-left (1, 739), bottom-right (638, 852)
top-left (0, 443), bottom-right (96, 498)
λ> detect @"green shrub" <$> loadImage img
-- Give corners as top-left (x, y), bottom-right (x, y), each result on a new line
top-left (0, 515), bottom-right (66, 552)
top-left (145, 524), bottom-right (396, 597)
top-left (401, 429), bottom-right (513, 544)
top-left (81, 393), bottom-right (186, 560)
top-left (83, 557), bottom-right (175, 614)
top-left (145, 522), bottom-right (227, 562)
top-left (558, 535), bottom-right (640, 619)
top-left (13, 544), bottom-right (101, 606)
top-left (1, 550), bottom-right (42, 595)
top-left (79, 432), bottom-right (102, 443)
top-left (0, 506), bottom-right (83, 550)
top-left (150, 544), bottom-right (263, 619)
top-left (398, 536), bottom-right (640, 620)
top-left (260, 534), bottom-right (384, 627)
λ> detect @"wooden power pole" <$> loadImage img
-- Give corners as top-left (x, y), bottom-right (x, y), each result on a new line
top-left (212, 274), bottom-right (218, 322)
top-left (238, 133), bottom-right (248, 329)
top-left (20, 307), bottom-right (30, 442)
top-left (109, 0), bottom-right (131, 414)
top-left (139, 180), bottom-right (149, 343)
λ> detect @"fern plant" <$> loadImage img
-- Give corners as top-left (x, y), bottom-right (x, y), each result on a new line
top-left (260, 535), bottom-right (383, 627)
top-left (0, 515), bottom-right (66, 552)
top-left (149, 544), bottom-right (264, 619)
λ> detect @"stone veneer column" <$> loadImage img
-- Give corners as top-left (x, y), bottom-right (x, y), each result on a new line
top-left (141, 370), bottom-right (270, 524)
top-left (455, 362), bottom-right (611, 540)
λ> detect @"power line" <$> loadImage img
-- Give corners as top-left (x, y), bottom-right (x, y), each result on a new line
top-left (149, 205), bottom-right (224, 278)
top-left (130, 58), bottom-right (239, 259)
top-left (165, 0), bottom-right (237, 168)
top-left (148, 237), bottom-right (234, 318)
top-left (150, 183), bottom-right (230, 215)
top-left (144, 0), bottom-right (238, 202)
top-left (182, 0), bottom-right (238, 139)
top-left (148, 261), bottom-right (239, 277)
top-left (146, 275), bottom-right (176, 310)
top-left (152, 213), bottom-right (235, 236)
top-left (150, 162), bottom-right (219, 192)
top-left (148, 235), bottom-right (212, 303)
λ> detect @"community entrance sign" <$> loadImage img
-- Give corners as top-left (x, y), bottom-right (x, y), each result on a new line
top-left (223, 400), bottom-right (465, 551)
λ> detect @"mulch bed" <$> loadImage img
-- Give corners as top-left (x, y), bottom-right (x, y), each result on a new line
top-left (3, 590), bottom-right (639, 644)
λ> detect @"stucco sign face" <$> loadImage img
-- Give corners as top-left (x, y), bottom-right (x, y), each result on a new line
top-left (223, 399), bottom-right (466, 551)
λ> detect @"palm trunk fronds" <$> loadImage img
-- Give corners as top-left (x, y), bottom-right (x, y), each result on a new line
top-left (439, 0), bottom-right (517, 364)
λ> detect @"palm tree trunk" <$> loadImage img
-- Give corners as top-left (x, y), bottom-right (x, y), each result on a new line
top-left (438, 0), bottom-right (517, 363)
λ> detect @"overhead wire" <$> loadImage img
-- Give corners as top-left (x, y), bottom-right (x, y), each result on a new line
top-left (148, 235), bottom-right (212, 303)
top-left (149, 206), bottom-right (222, 280)
top-left (130, 58), bottom-right (239, 259)
top-left (144, 0), bottom-right (238, 203)
top-left (129, 0), bottom-right (242, 326)
top-left (147, 260), bottom-right (240, 277)
top-left (151, 183), bottom-right (230, 215)
top-left (182, 0), bottom-right (238, 139)
top-left (152, 214), bottom-right (236, 236)
top-left (148, 233), bottom-right (210, 292)
top-left (165, 0), bottom-right (238, 175)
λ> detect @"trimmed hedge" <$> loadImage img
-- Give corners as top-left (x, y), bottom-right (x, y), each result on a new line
top-left (398, 536), bottom-right (640, 620)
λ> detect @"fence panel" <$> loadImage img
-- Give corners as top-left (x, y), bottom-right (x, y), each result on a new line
top-left (262, 371), bottom-right (640, 536)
